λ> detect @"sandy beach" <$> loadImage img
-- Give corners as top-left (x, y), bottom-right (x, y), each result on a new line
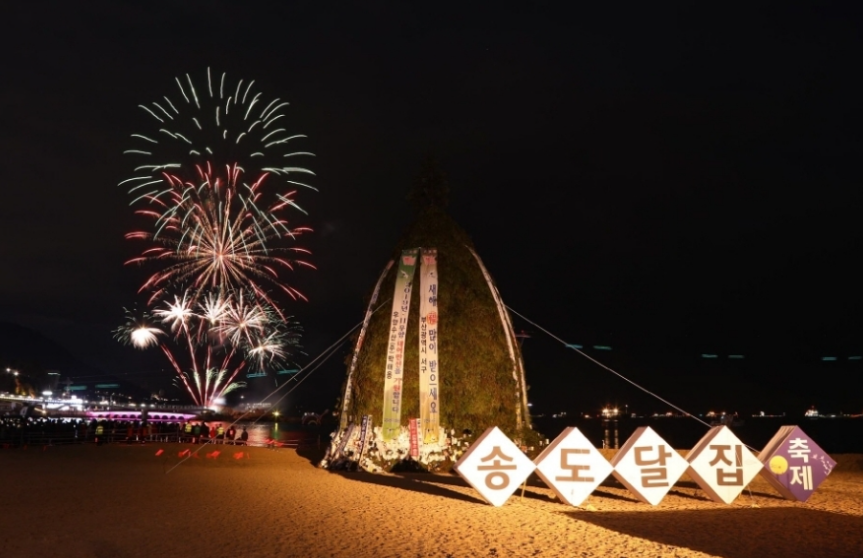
top-left (1, 444), bottom-right (861, 558)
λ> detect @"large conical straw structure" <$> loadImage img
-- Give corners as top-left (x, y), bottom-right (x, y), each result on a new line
top-left (323, 204), bottom-right (536, 472)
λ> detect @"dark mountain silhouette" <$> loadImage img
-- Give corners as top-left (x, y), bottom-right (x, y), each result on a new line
top-left (0, 321), bottom-right (96, 374)
top-left (0, 321), bottom-right (147, 398)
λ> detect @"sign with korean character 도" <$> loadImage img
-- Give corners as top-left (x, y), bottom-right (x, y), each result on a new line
top-left (534, 427), bottom-right (613, 507)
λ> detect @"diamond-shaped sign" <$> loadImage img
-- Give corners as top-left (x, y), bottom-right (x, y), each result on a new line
top-left (611, 426), bottom-right (688, 505)
top-left (759, 425), bottom-right (836, 502)
top-left (686, 426), bottom-right (763, 504)
top-left (534, 427), bottom-right (613, 506)
top-left (453, 426), bottom-right (536, 507)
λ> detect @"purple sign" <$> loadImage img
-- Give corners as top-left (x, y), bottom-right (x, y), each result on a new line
top-left (759, 425), bottom-right (836, 502)
top-left (358, 414), bottom-right (371, 457)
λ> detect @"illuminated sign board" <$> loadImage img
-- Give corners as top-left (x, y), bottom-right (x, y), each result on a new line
top-left (686, 426), bottom-right (763, 504)
top-left (533, 427), bottom-right (613, 506)
top-left (759, 426), bottom-right (836, 502)
top-left (611, 426), bottom-right (689, 505)
top-left (454, 425), bottom-right (835, 507)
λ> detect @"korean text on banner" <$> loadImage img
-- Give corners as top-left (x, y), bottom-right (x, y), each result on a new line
top-left (358, 414), bottom-right (372, 458)
top-left (419, 248), bottom-right (440, 443)
top-left (340, 260), bottom-right (394, 430)
top-left (409, 417), bottom-right (420, 458)
top-left (381, 249), bottom-right (419, 440)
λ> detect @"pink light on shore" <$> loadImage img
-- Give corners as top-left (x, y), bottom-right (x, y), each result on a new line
top-left (85, 410), bottom-right (197, 422)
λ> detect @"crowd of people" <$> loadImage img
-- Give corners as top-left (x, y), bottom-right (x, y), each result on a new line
top-left (179, 421), bottom-right (249, 445)
top-left (0, 416), bottom-right (250, 447)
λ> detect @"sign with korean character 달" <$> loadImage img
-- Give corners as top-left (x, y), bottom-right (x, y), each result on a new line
top-left (533, 427), bottom-right (614, 506)
top-left (759, 425), bottom-right (836, 502)
top-left (611, 426), bottom-right (689, 505)
top-left (686, 426), bottom-right (763, 504)
top-left (454, 426), bottom-right (536, 507)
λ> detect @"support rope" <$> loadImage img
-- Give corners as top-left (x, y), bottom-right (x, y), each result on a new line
top-left (505, 305), bottom-right (713, 429)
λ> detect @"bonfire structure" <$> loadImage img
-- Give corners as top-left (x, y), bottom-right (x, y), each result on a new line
top-left (322, 162), bottom-right (538, 472)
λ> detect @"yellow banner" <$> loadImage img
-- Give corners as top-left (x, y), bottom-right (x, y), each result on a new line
top-left (381, 249), bottom-right (418, 440)
top-left (419, 248), bottom-right (440, 443)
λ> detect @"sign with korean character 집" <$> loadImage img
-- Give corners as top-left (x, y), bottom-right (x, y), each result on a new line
top-left (533, 427), bottom-right (613, 506)
top-left (686, 426), bottom-right (763, 504)
top-left (611, 426), bottom-right (689, 505)
top-left (758, 425), bottom-right (836, 502)
top-left (453, 426), bottom-right (536, 507)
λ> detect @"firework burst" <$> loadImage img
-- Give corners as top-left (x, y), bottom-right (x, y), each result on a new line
top-left (115, 290), bottom-right (302, 407)
top-left (122, 67), bottom-right (316, 184)
top-left (116, 69), bottom-right (315, 406)
top-left (125, 162), bottom-right (314, 309)
top-left (121, 68), bottom-right (316, 306)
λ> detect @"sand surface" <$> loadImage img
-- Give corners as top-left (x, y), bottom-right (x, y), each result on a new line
top-left (1, 444), bottom-right (861, 558)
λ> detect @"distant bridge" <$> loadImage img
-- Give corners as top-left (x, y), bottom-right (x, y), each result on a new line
top-left (85, 409), bottom-right (198, 422)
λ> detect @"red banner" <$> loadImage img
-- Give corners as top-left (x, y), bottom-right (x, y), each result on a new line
top-left (409, 418), bottom-right (419, 458)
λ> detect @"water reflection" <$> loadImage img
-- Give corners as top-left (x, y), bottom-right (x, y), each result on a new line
top-left (228, 421), bottom-right (324, 447)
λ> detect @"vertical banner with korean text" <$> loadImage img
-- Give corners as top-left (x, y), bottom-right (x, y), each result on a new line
top-left (358, 414), bottom-right (372, 459)
top-left (381, 249), bottom-right (419, 440)
top-left (419, 248), bottom-right (440, 444)
top-left (340, 260), bottom-right (394, 430)
top-left (409, 417), bottom-right (420, 458)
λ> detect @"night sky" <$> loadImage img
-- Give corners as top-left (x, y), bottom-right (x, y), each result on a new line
top-left (2, 2), bottom-right (862, 416)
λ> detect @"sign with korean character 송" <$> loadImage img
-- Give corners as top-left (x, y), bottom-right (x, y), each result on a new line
top-left (611, 426), bottom-right (689, 505)
top-left (533, 427), bottom-right (613, 507)
top-left (758, 425), bottom-right (836, 502)
top-left (686, 426), bottom-right (763, 504)
top-left (453, 426), bottom-right (536, 507)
